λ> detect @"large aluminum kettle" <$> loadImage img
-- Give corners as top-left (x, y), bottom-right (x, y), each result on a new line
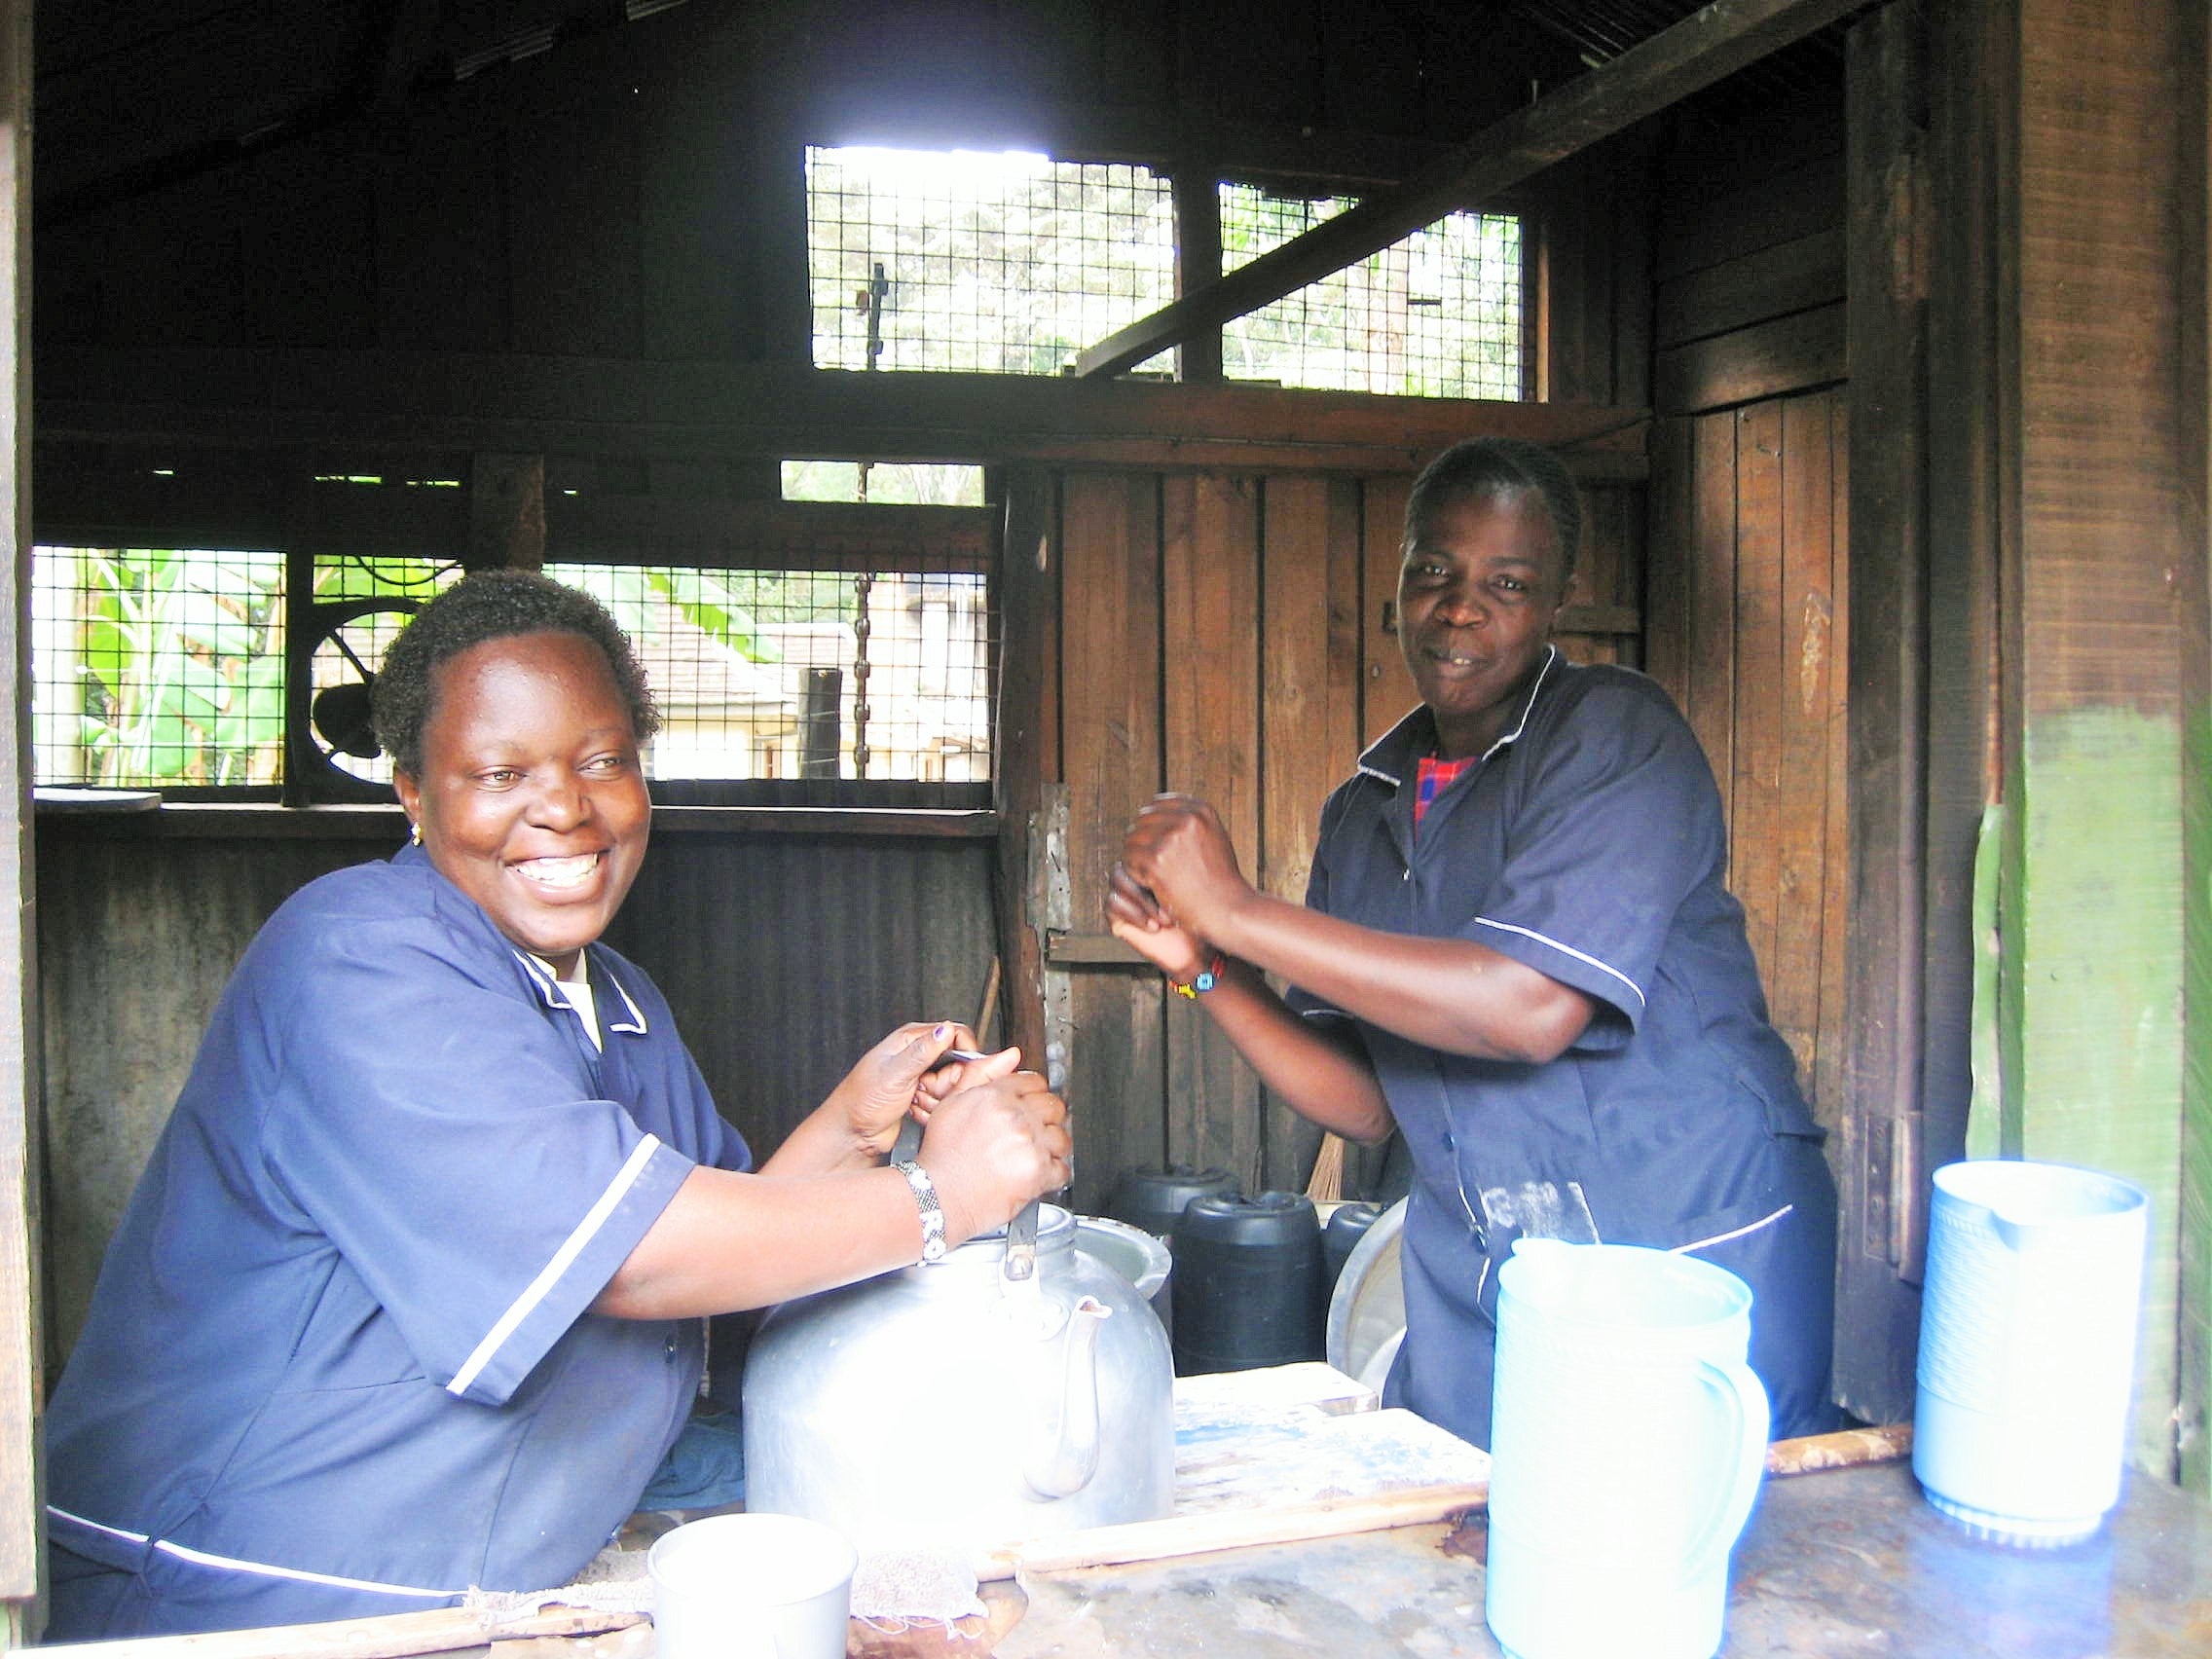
top-left (741, 1202), bottom-right (1176, 1561)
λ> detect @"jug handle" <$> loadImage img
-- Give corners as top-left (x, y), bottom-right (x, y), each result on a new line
top-left (1676, 1354), bottom-right (1770, 1589)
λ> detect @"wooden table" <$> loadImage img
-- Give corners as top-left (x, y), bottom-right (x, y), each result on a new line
top-left (998, 1459), bottom-right (2212, 1658)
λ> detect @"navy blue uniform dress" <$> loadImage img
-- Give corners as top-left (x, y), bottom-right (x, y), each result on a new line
top-left (1291, 647), bottom-right (1837, 1449)
top-left (44, 843), bottom-right (750, 1638)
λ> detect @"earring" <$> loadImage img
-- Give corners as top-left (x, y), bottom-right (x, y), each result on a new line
top-left (409, 821), bottom-right (423, 846)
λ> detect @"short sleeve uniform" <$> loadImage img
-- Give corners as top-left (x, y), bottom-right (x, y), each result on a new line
top-left (1291, 648), bottom-right (1837, 1447)
top-left (43, 843), bottom-right (751, 1638)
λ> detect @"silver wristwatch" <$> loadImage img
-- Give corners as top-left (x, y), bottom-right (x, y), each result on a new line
top-left (892, 1159), bottom-right (947, 1262)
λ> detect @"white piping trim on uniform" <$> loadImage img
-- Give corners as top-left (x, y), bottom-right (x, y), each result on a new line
top-left (1477, 644), bottom-right (1556, 762)
top-left (1354, 645), bottom-right (1561, 789)
top-left (513, 951), bottom-right (568, 1010)
top-left (447, 1134), bottom-right (664, 1398)
top-left (1670, 1203), bottom-right (1793, 1256)
top-left (1471, 917), bottom-right (1646, 1011)
top-left (604, 973), bottom-right (647, 1035)
top-left (46, 1507), bottom-right (461, 1599)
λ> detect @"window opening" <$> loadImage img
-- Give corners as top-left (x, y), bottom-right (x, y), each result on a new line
top-left (549, 563), bottom-right (993, 791)
top-left (781, 460), bottom-right (986, 506)
top-left (1219, 184), bottom-right (1526, 398)
top-left (807, 145), bottom-right (1177, 377)
top-left (33, 547), bottom-right (290, 790)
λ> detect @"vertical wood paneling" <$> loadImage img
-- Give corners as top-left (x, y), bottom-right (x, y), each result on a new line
top-left (1643, 417), bottom-right (1695, 710)
top-left (1770, 391), bottom-right (1840, 1085)
top-left (1688, 412), bottom-right (1740, 827)
top-left (1161, 475), bottom-right (1263, 1185)
top-left (1258, 475), bottom-right (1360, 1191)
top-left (1058, 473), bottom-right (1164, 1205)
top-left (1817, 397), bottom-right (1853, 1132)
top-left (1359, 474), bottom-right (1416, 747)
top-left (1731, 402), bottom-right (1786, 988)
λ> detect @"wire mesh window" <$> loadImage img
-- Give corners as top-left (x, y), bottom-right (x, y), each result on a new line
top-left (34, 548), bottom-right (994, 800)
top-left (550, 564), bottom-right (994, 790)
top-left (807, 146), bottom-right (1177, 377)
top-left (1220, 185), bottom-right (1527, 398)
top-left (32, 547), bottom-right (291, 789)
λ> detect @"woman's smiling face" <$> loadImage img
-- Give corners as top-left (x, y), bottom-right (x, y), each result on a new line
top-left (393, 630), bottom-right (650, 976)
top-left (1397, 489), bottom-right (1567, 759)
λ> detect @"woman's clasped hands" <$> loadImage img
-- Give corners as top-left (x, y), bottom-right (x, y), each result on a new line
top-left (828, 1020), bottom-right (1071, 1245)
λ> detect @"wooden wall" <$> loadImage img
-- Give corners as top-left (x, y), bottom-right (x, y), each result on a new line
top-left (1644, 95), bottom-right (1851, 1131)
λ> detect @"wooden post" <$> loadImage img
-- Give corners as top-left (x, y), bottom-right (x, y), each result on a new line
top-left (1837, 0), bottom-right (1932, 1427)
top-left (0, 0), bottom-right (36, 1630)
top-left (1964, 0), bottom-right (2204, 1487)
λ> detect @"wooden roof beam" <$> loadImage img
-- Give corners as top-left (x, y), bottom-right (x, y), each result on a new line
top-left (1071, 0), bottom-right (1871, 380)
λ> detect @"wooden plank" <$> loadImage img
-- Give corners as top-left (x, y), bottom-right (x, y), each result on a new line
top-left (1642, 416), bottom-right (1695, 711)
top-left (1816, 395), bottom-right (1852, 1134)
top-left (0, 0), bottom-right (34, 1603)
top-left (1837, 0), bottom-right (1932, 1424)
top-left (1359, 473), bottom-right (1417, 749)
top-left (1655, 228), bottom-right (1847, 350)
top-left (1653, 301), bottom-right (1846, 416)
top-left (1771, 391), bottom-right (1839, 1090)
top-left (2004, 0), bottom-right (2193, 1482)
top-left (37, 347), bottom-right (1650, 481)
top-left (1654, 151), bottom-right (1846, 282)
top-left (1071, 0), bottom-right (1872, 378)
top-left (1686, 412), bottom-right (1738, 823)
top-left (994, 469), bottom-right (1056, 1101)
top-left (1729, 400), bottom-right (1786, 996)
top-left (1058, 471), bottom-right (1165, 1206)
top-left (1161, 475), bottom-right (1263, 1184)
top-left (1258, 474), bottom-right (1356, 1191)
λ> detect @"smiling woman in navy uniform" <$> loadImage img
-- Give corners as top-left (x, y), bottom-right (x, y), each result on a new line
top-left (1110, 437), bottom-right (1838, 1451)
top-left (43, 571), bottom-right (1071, 1640)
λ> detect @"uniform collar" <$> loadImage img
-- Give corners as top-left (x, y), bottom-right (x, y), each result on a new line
top-left (393, 840), bottom-right (649, 1037)
top-left (1355, 643), bottom-right (1561, 789)
top-left (512, 948), bottom-right (649, 1036)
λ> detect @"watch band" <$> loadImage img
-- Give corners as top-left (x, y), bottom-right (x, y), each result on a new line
top-left (892, 1159), bottom-right (947, 1262)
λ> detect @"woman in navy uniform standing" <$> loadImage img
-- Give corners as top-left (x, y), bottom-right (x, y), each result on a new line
top-left (45, 571), bottom-right (1069, 1638)
top-left (1111, 437), bottom-right (1837, 1449)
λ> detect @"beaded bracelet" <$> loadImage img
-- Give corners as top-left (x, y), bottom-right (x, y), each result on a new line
top-left (1171, 953), bottom-right (1229, 999)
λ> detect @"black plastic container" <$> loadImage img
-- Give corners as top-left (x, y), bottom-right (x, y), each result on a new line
top-left (1322, 1200), bottom-right (1383, 1291)
top-left (1104, 1164), bottom-right (1239, 1248)
top-left (1171, 1191), bottom-right (1325, 1375)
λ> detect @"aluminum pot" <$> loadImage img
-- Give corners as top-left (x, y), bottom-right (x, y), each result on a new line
top-left (741, 1203), bottom-right (1176, 1561)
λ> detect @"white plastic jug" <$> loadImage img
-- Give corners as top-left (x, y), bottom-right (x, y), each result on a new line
top-left (1484, 1239), bottom-right (1769, 1659)
top-left (1913, 1159), bottom-right (2150, 1546)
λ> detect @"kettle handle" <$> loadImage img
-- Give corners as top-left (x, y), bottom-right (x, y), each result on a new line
top-left (1676, 1354), bottom-right (1770, 1589)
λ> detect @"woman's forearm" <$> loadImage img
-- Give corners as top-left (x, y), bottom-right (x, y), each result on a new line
top-left (1206, 890), bottom-right (1594, 1064)
top-left (1191, 962), bottom-right (1394, 1143)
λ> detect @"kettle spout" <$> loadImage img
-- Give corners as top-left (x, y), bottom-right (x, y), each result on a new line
top-left (1022, 1296), bottom-right (1112, 1500)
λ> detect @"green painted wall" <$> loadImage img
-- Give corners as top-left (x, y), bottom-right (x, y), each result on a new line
top-left (1997, 708), bottom-right (2185, 1478)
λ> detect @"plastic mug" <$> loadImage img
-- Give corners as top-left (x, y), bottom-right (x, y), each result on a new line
top-left (647, 1511), bottom-right (857, 1659)
top-left (1484, 1239), bottom-right (1770, 1659)
top-left (1913, 1159), bottom-right (2150, 1546)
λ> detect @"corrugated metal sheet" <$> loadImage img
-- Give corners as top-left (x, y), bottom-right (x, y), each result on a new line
top-left (604, 832), bottom-right (1000, 1156)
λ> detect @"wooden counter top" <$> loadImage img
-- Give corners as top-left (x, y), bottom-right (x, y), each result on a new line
top-left (1000, 1458), bottom-right (2212, 1658)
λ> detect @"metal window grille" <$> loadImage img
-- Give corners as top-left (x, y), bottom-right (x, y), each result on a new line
top-left (807, 146), bottom-right (1177, 377)
top-left (549, 563), bottom-right (995, 788)
top-left (1220, 185), bottom-right (1527, 398)
top-left (32, 546), bottom-right (291, 789)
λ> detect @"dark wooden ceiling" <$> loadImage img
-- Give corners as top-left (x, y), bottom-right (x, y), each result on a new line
top-left (32, 0), bottom-right (1847, 227)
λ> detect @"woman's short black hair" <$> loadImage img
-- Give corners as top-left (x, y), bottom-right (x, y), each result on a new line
top-left (372, 569), bottom-right (661, 778)
top-left (1404, 436), bottom-right (1584, 589)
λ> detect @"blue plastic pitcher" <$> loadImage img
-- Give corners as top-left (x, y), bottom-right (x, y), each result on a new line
top-left (1485, 1239), bottom-right (1770, 1659)
top-left (1913, 1160), bottom-right (2150, 1546)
